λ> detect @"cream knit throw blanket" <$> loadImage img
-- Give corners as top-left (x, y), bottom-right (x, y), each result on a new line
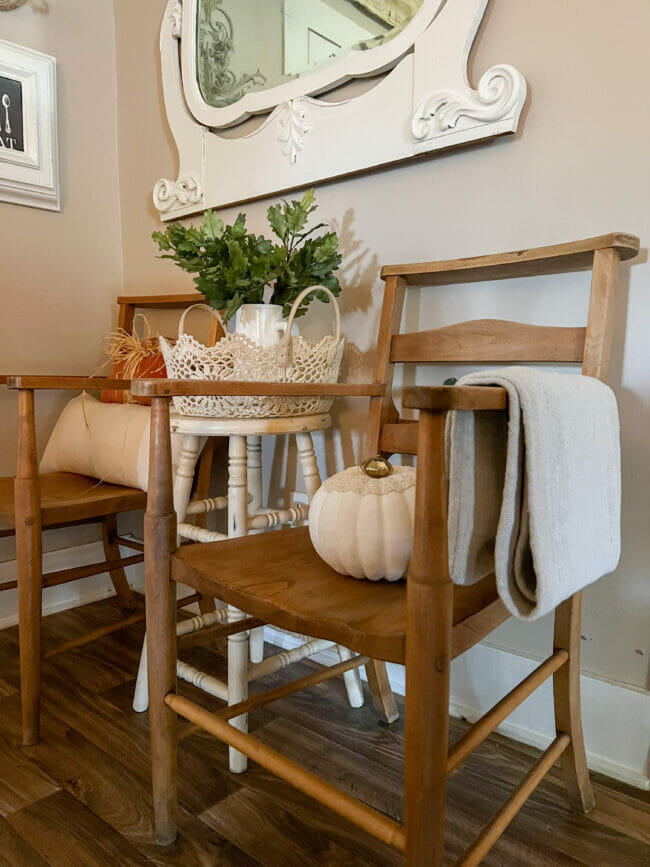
top-left (447, 367), bottom-right (621, 621)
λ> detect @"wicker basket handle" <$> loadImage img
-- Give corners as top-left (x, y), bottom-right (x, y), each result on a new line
top-left (177, 303), bottom-right (226, 339)
top-left (279, 286), bottom-right (342, 367)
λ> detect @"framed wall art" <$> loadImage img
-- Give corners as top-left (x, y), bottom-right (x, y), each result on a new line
top-left (0, 38), bottom-right (59, 211)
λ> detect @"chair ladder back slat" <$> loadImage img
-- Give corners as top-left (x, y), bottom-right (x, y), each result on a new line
top-left (390, 320), bottom-right (586, 365)
top-left (364, 275), bottom-right (407, 457)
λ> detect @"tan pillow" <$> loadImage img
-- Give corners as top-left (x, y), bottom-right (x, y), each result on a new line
top-left (40, 394), bottom-right (179, 492)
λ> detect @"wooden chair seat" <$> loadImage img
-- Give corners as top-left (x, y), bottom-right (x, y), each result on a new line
top-left (0, 472), bottom-right (147, 532)
top-left (171, 525), bottom-right (507, 664)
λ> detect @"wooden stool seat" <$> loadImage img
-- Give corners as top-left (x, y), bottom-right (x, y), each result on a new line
top-left (171, 525), bottom-right (507, 664)
top-left (0, 473), bottom-right (146, 531)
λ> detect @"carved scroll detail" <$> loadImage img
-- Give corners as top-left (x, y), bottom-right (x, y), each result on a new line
top-left (276, 99), bottom-right (310, 165)
top-left (412, 64), bottom-right (526, 141)
top-left (169, 0), bottom-right (182, 39)
top-left (153, 173), bottom-right (203, 214)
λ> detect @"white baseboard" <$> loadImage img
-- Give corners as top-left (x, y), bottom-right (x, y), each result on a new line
top-left (0, 541), bottom-right (143, 631)
top-left (264, 627), bottom-right (649, 791)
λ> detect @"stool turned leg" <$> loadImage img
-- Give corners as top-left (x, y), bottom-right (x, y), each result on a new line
top-left (173, 434), bottom-right (204, 545)
top-left (553, 593), bottom-right (595, 812)
top-left (15, 389), bottom-right (42, 746)
top-left (295, 431), bottom-right (322, 501)
top-left (227, 607), bottom-right (249, 774)
top-left (337, 646), bottom-right (364, 708)
top-left (228, 435), bottom-right (250, 771)
top-left (247, 436), bottom-right (265, 664)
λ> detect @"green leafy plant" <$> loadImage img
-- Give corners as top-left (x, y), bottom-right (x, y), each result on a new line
top-left (152, 190), bottom-right (342, 321)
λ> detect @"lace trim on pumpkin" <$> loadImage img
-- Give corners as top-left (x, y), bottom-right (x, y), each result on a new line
top-left (322, 465), bottom-right (416, 495)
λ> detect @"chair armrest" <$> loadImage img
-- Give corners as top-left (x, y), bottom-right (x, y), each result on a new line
top-left (130, 379), bottom-right (385, 399)
top-left (402, 385), bottom-right (507, 411)
top-left (6, 375), bottom-right (131, 390)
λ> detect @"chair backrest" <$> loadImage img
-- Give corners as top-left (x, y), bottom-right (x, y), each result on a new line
top-left (116, 292), bottom-right (224, 346)
top-left (365, 233), bottom-right (640, 458)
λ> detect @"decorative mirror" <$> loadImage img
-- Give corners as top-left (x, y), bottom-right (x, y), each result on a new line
top-left (155, 0), bottom-right (526, 218)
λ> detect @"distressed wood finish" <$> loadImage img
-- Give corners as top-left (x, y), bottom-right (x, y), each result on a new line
top-left (132, 380), bottom-right (385, 399)
top-left (0, 597), bottom-right (648, 864)
top-left (14, 389), bottom-right (43, 746)
top-left (402, 384), bottom-right (507, 411)
top-left (391, 319), bottom-right (586, 364)
top-left (145, 397), bottom-right (179, 845)
top-left (553, 593), bottom-right (595, 812)
top-left (380, 232), bottom-right (639, 285)
top-left (142, 233), bottom-right (639, 859)
top-left (404, 410), bottom-right (452, 866)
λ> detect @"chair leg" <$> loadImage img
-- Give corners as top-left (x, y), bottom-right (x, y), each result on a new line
top-left (404, 583), bottom-right (452, 866)
top-left (145, 397), bottom-right (178, 845)
top-left (16, 497), bottom-right (42, 747)
top-left (365, 660), bottom-right (399, 724)
top-left (553, 592), bottom-right (595, 813)
top-left (15, 388), bottom-right (42, 746)
top-left (101, 515), bottom-right (136, 610)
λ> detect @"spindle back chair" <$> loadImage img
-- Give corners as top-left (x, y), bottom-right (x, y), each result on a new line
top-left (1, 291), bottom-right (216, 746)
top-left (137, 233), bottom-right (639, 864)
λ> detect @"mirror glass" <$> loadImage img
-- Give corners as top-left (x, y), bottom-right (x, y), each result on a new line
top-left (197, 0), bottom-right (424, 109)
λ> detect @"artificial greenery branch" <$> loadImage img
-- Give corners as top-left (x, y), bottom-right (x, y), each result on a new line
top-left (152, 189), bottom-right (342, 321)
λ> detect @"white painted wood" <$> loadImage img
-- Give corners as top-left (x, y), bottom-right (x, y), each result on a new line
top-left (246, 434), bottom-right (265, 663)
top-left (176, 523), bottom-right (228, 543)
top-left (0, 39), bottom-right (59, 210)
top-left (227, 606), bottom-right (250, 772)
top-left (170, 413), bottom-right (332, 437)
top-left (247, 503), bottom-right (309, 530)
top-left (177, 658), bottom-right (229, 701)
top-left (185, 495), bottom-right (229, 515)
top-left (248, 637), bottom-right (336, 680)
top-left (296, 431), bottom-right (322, 502)
top-left (155, 0), bottom-right (526, 216)
top-left (228, 434), bottom-right (248, 538)
top-left (336, 644), bottom-right (365, 709)
top-left (172, 433), bottom-right (205, 544)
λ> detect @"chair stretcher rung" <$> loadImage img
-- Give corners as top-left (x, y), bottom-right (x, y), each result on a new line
top-left (457, 733), bottom-right (571, 866)
top-left (165, 693), bottom-right (406, 851)
top-left (447, 649), bottom-right (568, 774)
top-left (221, 654), bottom-right (370, 720)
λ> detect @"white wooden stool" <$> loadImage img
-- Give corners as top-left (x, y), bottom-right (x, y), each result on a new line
top-left (133, 411), bottom-right (365, 772)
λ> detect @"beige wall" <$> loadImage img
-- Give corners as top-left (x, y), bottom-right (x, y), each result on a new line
top-left (113, 0), bottom-right (650, 695)
top-left (0, 0), bottom-right (123, 559)
top-left (0, 2), bottom-right (647, 696)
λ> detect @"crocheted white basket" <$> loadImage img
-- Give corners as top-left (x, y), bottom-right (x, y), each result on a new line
top-left (160, 286), bottom-right (344, 418)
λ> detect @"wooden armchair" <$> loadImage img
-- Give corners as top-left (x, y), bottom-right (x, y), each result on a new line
top-left (137, 234), bottom-right (639, 864)
top-left (0, 292), bottom-right (216, 746)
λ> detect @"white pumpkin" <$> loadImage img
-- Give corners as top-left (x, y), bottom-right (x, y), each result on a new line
top-left (308, 458), bottom-right (416, 582)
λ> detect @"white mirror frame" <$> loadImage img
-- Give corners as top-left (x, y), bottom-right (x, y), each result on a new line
top-left (154, 0), bottom-right (526, 219)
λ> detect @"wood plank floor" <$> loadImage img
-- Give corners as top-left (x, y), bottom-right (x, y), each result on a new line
top-left (0, 595), bottom-right (647, 866)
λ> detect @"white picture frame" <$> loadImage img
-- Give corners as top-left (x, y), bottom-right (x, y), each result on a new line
top-left (155, 0), bottom-right (526, 219)
top-left (0, 39), bottom-right (59, 211)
